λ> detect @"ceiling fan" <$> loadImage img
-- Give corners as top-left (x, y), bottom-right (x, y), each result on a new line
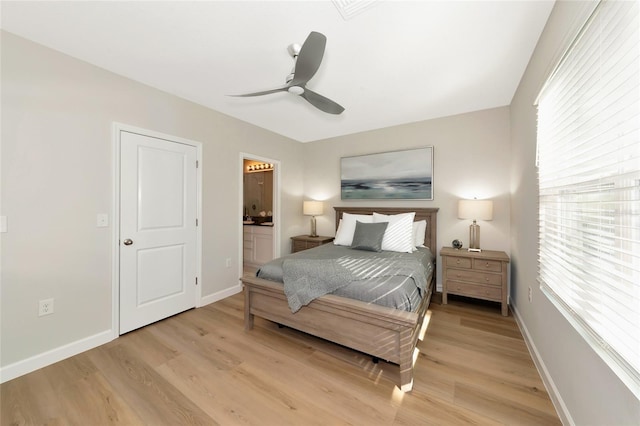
top-left (231, 31), bottom-right (345, 115)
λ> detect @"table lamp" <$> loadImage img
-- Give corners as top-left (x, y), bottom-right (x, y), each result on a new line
top-left (303, 200), bottom-right (323, 237)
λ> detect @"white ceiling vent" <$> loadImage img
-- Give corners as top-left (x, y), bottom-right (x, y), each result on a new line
top-left (332, 0), bottom-right (378, 20)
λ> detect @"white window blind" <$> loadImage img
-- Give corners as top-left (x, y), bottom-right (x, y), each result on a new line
top-left (537, 0), bottom-right (640, 398)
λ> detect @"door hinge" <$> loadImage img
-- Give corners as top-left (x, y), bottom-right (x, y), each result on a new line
top-left (196, 218), bottom-right (199, 226)
top-left (196, 160), bottom-right (199, 168)
top-left (195, 277), bottom-right (198, 285)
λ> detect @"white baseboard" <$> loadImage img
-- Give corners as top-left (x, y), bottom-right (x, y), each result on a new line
top-left (0, 329), bottom-right (114, 384)
top-left (199, 283), bottom-right (243, 307)
top-left (511, 302), bottom-right (574, 426)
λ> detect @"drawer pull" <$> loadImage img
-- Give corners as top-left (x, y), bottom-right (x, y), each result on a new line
top-left (485, 262), bottom-right (490, 267)
top-left (456, 259), bottom-right (461, 264)
top-left (485, 277), bottom-right (489, 281)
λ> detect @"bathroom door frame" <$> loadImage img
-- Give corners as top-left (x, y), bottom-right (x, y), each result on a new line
top-left (239, 153), bottom-right (281, 278)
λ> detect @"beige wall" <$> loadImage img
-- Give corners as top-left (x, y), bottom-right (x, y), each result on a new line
top-left (302, 107), bottom-right (512, 288)
top-left (1, 32), bottom-right (305, 371)
top-left (509, 1), bottom-right (640, 424)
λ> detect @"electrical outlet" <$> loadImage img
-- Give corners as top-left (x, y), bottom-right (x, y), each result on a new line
top-left (528, 287), bottom-right (533, 303)
top-left (38, 298), bottom-right (54, 316)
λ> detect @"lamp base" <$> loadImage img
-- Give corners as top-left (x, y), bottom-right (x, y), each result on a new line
top-left (309, 216), bottom-right (318, 238)
top-left (469, 221), bottom-right (481, 251)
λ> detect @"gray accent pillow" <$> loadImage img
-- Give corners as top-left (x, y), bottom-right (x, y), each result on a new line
top-left (351, 221), bottom-right (389, 252)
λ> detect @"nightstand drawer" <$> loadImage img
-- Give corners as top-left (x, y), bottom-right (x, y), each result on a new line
top-left (445, 256), bottom-right (472, 269)
top-left (290, 235), bottom-right (335, 253)
top-left (446, 269), bottom-right (502, 287)
top-left (473, 258), bottom-right (503, 273)
top-left (292, 240), bottom-right (309, 252)
top-left (446, 280), bottom-right (502, 301)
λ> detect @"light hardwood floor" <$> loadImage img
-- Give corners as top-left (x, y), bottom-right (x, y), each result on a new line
top-left (1, 292), bottom-right (561, 425)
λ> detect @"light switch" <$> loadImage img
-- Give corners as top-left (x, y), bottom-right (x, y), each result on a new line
top-left (0, 216), bottom-right (7, 233)
top-left (96, 214), bottom-right (109, 228)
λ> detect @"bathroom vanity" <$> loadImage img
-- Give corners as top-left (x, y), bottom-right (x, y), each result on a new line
top-left (243, 223), bottom-right (274, 270)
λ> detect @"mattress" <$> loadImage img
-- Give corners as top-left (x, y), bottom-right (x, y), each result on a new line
top-left (256, 243), bottom-right (435, 312)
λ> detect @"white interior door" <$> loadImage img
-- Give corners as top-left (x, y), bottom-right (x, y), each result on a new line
top-left (119, 131), bottom-right (198, 334)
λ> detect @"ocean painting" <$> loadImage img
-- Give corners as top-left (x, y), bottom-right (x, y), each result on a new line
top-left (341, 147), bottom-right (433, 200)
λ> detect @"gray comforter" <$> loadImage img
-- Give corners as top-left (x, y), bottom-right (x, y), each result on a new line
top-left (257, 244), bottom-right (434, 313)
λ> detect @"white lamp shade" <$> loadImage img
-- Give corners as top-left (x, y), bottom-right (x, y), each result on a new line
top-left (303, 200), bottom-right (323, 216)
top-left (458, 199), bottom-right (493, 221)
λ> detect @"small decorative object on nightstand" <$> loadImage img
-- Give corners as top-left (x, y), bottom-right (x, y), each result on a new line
top-left (440, 246), bottom-right (510, 316)
top-left (291, 235), bottom-right (334, 253)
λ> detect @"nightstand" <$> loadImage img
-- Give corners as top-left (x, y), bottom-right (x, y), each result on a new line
top-left (440, 247), bottom-right (510, 316)
top-left (291, 235), bottom-right (334, 253)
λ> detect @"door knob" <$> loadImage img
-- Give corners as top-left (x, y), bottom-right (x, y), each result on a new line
top-left (123, 239), bottom-right (133, 246)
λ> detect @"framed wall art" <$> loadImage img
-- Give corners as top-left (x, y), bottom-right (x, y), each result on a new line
top-left (341, 147), bottom-right (434, 200)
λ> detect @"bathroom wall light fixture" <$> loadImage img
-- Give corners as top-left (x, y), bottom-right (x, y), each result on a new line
top-left (458, 198), bottom-right (493, 252)
top-left (303, 201), bottom-right (323, 237)
top-left (246, 163), bottom-right (274, 172)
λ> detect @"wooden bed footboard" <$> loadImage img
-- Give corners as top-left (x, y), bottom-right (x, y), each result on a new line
top-left (242, 273), bottom-right (434, 391)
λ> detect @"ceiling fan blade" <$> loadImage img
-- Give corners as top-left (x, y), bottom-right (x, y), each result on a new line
top-left (229, 86), bottom-right (288, 97)
top-left (290, 31), bottom-right (326, 85)
top-left (300, 88), bottom-right (344, 115)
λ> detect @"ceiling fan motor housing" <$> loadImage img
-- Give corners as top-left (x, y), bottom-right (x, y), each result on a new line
top-left (287, 43), bottom-right (301, 57)
top-left (288, 86), bottom-right (305, 95)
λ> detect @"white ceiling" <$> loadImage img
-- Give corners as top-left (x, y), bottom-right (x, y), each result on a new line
top-left (1, 1), bottom-right (555, 143)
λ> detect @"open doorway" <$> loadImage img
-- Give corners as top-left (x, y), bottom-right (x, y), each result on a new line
top-left (240, 154), bottom-right (280, 277)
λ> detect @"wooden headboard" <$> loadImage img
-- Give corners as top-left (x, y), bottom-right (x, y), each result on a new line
top-left (333, 207), bottom-right (439, 256)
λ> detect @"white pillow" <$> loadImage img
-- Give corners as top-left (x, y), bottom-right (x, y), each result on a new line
top-left (334, 213), bottom-right (374, 246)
top-left (413, 220), bottom-right (427, 248)
top-left (373, 212), bottom-right (416, 253)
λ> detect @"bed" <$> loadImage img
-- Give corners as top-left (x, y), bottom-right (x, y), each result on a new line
top-left (241, 206), bottom-right (438, 391)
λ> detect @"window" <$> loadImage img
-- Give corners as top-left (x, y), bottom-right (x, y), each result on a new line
top-left (536, 0), bottom-right (640, 397)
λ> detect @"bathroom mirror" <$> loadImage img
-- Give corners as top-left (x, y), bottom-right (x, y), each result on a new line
top-left (243, 169), bottom-right (273, 218)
